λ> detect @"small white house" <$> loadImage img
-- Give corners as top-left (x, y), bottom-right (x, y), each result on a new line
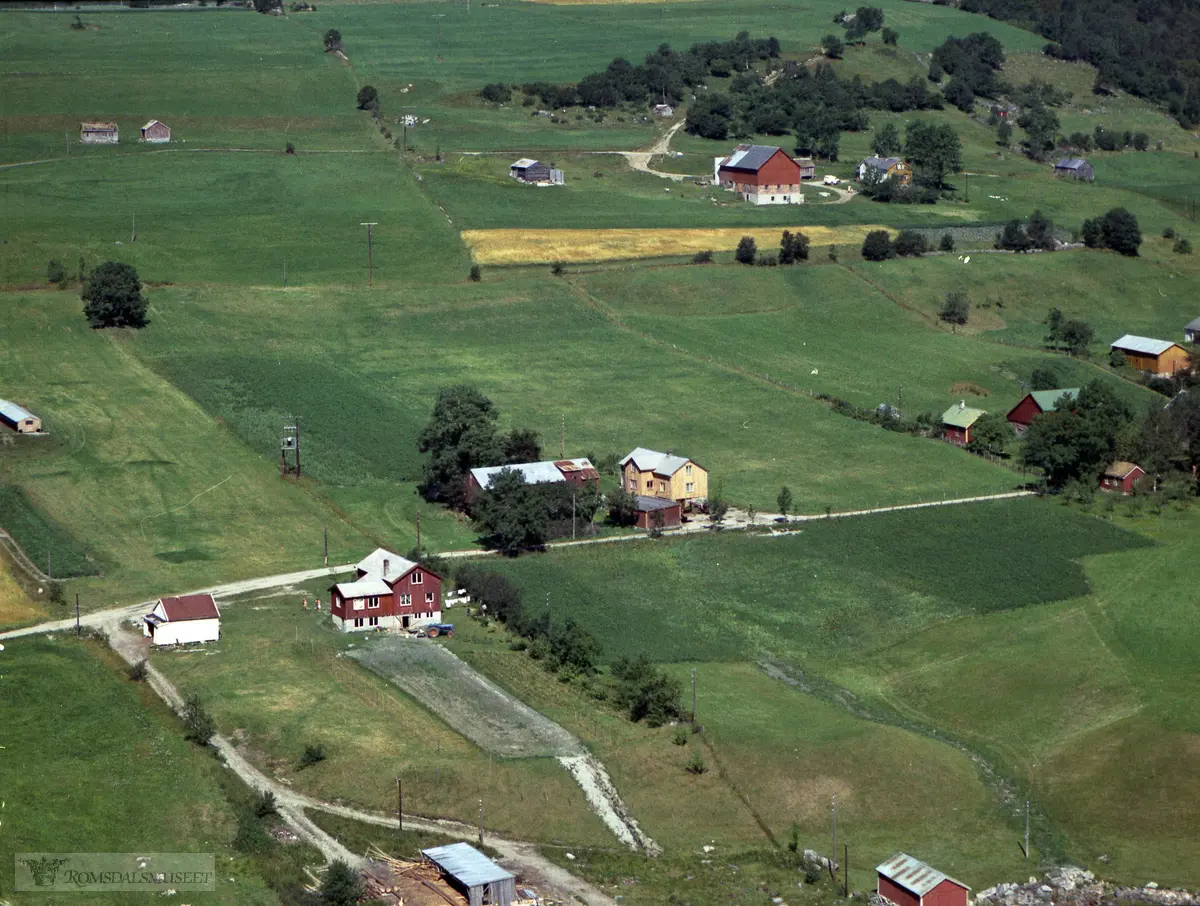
top-left (143, 593), bottom-right (221, 646)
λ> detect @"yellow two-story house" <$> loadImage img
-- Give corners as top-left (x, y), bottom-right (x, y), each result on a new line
top-left (619, 447), bottom-right (708, 507)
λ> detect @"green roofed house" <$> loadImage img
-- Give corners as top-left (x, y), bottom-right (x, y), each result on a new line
top-left (1005, 388), bottom-right (1079, 434)
top-left (942, 401), bottom-right (985, 446)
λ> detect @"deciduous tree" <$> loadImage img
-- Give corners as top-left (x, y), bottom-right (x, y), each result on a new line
top-left (905, 120), bottom-right (962, 188)
top-left (82, 262), bottom-right (147, 329)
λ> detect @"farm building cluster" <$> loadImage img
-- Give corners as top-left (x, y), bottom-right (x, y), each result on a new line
top-left (79, 120), bottom-right (171, 144)
top-left (467, 457), bottom-right (598, 504)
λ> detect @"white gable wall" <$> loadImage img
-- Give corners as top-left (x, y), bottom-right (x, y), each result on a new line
top-left (149, 617), bottom-right (220, 646)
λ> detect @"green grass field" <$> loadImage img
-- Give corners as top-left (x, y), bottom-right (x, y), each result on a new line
top-left (0, 635), bottom-right (295, 905)
top-left (448, 497), bottom-right (1200, 886)
top-left (148, 590), bottom-right (613, 848)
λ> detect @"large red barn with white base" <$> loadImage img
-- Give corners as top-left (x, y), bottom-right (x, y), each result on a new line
top-left (877, 853), bottom-right (969, 906)
top-left (329, 547), bottom-right (442, 632)
top-left (714, 144), bottom-right (805, 205)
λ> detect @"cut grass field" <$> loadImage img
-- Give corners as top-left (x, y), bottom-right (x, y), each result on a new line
top-left (452, 496), bottom-right (1200, 886)
top-left (0, 634), bottom-right (293, 904)
top-left (463, 224), bottom-right (887, 265)
top-left (148, 592), bottom-right (613, 847)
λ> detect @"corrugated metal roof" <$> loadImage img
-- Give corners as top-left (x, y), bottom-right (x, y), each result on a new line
top-left (876, 852), bottom-right (969, 896)
top-left (1186, 316), bottom-right (1200, 332)
top-left (720, 144), bottom-right (783, 171)
top-left (355, 548), bottom-right (414, 580)
top-left (0, 399), bottom-right (36, 423)
top-left (1055, 158), bottom-right (1089, 169)
top-left (423, 843), bottom-right (514, 887)
top-left (471, 461), bottom-right (568, 489)
top-left (1029, 388), bottom-right (1079, 411)
top-left (142, 120), bottom-right (167, 130)
top-left (1111, 334), bottom-right (1179, 356)
top-left (619, 447), bottom-right (694, 477)
top-left (634, 495), bottom-right (678, 512)
top-left (1104, 460), bottom-right (1144, 479)
top-left (511, 158), bottom-right (540, 168)
top-left (941, 404), bottom-right (985, 429)
top-left (158, 593), bottom-right (220, 622)
top-left (335, 578), bottom-right (393, 598)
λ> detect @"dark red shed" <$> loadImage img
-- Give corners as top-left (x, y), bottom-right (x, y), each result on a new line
top-left (1099, 461), bottom-right (1145, 495)
top-left (1006, 388), bottom-right (1078, 434)
top-left (877, 853), bottom-right (969, 906)
top-left (634, 495), bottom-right (681, 530)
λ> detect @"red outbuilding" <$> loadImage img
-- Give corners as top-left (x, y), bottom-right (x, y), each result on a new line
top-left (715, 144), bottom-right (804, 205)
top-left (329, 547), bottom-right (442, 633)
top-left (1006, 387), bottom-right (1078, 434)
top-left (877, 853), bottom-right (969, 906)
top-left (634, 495), bottom-right (681, 530)
top-left (1099, 461), bottom-right (1146, 495)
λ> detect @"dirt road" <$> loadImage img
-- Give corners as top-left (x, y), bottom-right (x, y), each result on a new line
top-left (101, 625), bottom-right (617, 905)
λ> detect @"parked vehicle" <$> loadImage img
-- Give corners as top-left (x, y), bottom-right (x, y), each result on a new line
top-left (424, 623), bottom-right (454, 639)
top-left (823, 174), bottom-right (841, 185)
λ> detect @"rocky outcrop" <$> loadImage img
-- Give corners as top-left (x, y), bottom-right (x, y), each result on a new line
top-left (975, 867), bottom-right (1198, 906)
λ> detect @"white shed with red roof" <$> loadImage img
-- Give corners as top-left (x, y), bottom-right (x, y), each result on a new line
top-left (143, 593), bottom-right (221, 645)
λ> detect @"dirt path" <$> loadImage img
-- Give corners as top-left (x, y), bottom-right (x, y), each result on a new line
top-left (615, 120), bottom-right (688, 180)
top-left (101, 625), bottom-right (616, 905)
top-left (351, 637), bottom-right (660, 853)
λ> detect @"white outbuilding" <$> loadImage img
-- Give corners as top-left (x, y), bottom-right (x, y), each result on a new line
top-left (143, 593), bottom-right (221, 645)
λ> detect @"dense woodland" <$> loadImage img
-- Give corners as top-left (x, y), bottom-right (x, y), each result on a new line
top-left (960, 0), bottom-right (1200, 127)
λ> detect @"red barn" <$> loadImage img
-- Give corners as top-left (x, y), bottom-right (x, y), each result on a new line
top-left (1099, 461), bottom-right (1146, 495)
top-left (1006, 387), bottom-right (1078, 434)
top-left (329, 547), bottom-right (442, 632)
top-left (715, 144), bottom-right (804, 205)
top-left (877, 853), bottom-right (969, 906)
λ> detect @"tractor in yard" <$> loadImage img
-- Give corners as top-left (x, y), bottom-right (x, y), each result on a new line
top-left (412, 622), bottom-right (454, 639)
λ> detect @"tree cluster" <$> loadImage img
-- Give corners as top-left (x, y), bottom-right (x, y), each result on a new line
top-left (1020, 380), bottom-right (1133, 489)
top-left (82, 262), bottom-right (148, 329)
top-left (861, 229), bottom-right (929, 260)
top-left (1081, 208), bottom-right (1142, 256)
top-left (842, 6), bottom-right (885, 45)
top-left (611, 654), bottom-right (683, 726)
top-left (960, 0), bottom-right (1200, 128)
top-left (995, 209), bottom-right (1057, 251)
top-left (472, 467), bottom-right (602, 552)
top-left (1043, 307), bottom-right (1095, 356)
top-left (1064, 125), bottom-right (1150, 153)
top-left (416, 385), bottom-right (544, 508)
top-left (929, 32), bottom-right (1006, 111)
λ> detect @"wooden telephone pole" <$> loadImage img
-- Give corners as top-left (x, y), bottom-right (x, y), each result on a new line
top-left (360, 222), bottom-right (378, 286)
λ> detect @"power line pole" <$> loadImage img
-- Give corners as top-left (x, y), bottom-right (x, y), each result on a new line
top-left (1024, 799), bottom-right (1030, 858)
top-left (131, 212), bottom-right (136, 244)
top-left (571, 492), bottom-right (577, 540)
top-left (283, 256), bottom-right (287, 288)
top-left (560, 413), bottom-right (565, 459)
top-left (75, 592), bottom-right (81, 637)
top-left (323, 526), bottom-right (328, 567)
top-left (844, 845), bottom-right (849, 897)
top-left (360, 222), bottom-right (378, 287)
top-left (477, 799), bottom-right (484, 847)
top-left (416, 510), bottom-right (421, 553)
top-left (691, 667), bottom-right (697, 724)
top-left (830, 793), bottom-right (837, 881)
top-left (397, 777), bottom-right (403, 832)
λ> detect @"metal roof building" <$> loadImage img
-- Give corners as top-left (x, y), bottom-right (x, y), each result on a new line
top-left (1111, 334), bottom-right (1177, 356)
top-left (470, 458), bottom-right (595, 491)
top-left (0, 399), bottom-right (41, 434)
top-left (422, 843), bottom-right (515, 906)
top-left (877, 852), bottom-right (969, 906)
top-left (619, 447), bottom-right (690, 478)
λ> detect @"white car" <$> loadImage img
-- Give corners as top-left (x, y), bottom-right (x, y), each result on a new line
top-left (823, 174), bottom-right (841, 186)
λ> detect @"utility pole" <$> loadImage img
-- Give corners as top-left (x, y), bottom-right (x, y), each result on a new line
top-left (75, 592), bottom-right (81, 637)
top-left (323, 526), bottom-right (328, 567)
top-left (433, 14), bottom-right (446, 60)
top-left (844, 845), bottom-right (849, 897)
top-left (571, 492), bottom-right (576, 540)
top-left (131, 212), bottom-right (136, 244)
top-left (416, 510), bottom-right (421, 554)
top-left (560, 413), bottom-right (565, 459)
top-left (283, 256), bottom-right (287, 288)
top-left (397, 777), bottom-right (403, 832)
top-left (1024, 800), bottom-right (1030, 858)
top-left (691, 667), bottom-right (697, 724)
top-left (477, 799), bottom-right (484, 847)
top-left (65, 124), bottom-right (70, 157)
top-left (830, 793), bottom-right (837, 881)
top-left (897, 384), bottom-right (903, 420)
top-left (964, 171), bottom-right (969, 203)
top-left (360, 222), bottom-right (378, 287)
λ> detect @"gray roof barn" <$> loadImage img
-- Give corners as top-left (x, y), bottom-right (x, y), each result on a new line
top-left (423, 843), bottom-right (515, 906)
top-left (1184, 316), bottom-right (1200, 342)
top-left (1053, 158), bottom-right (1094, 181)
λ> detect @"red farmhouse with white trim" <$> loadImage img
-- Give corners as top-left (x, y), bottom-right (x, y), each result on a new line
top-left (715, 144), bottom-right (805, 205)
top-left (877, 853), bottom-right (969, 906)
top-left (329, 547), bottom-right (442, 632)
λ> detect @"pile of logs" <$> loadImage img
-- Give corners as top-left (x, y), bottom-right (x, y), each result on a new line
top-left (361, 845), bottom-right (468, 906)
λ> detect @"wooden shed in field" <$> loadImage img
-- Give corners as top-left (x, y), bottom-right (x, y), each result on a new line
top-left (1184, 316), bottom-right (1200, 344)
top-left (140, 120), bottom-right (170, 143)
top-left (509, 158), bottom-right (562, 185)
top-left (1006, 388), bottom-right (1078, 434)
top-left (80, 122), bottom-right (118, 144)
top-left (0, 399), bottom-right (42, 434)
top-left (877, 852), bottom-right (969, 906)
top-left (1110, 334), bottom-right (1191, 375)
top-left (1054, 157), bottom-right (1094, 181)
top-left (1100, 461), bottom-right (1146, 495)
top-left (422, 843), bottom-right (515, 906)
top-left (941, 401), bottom-right (985, 446)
